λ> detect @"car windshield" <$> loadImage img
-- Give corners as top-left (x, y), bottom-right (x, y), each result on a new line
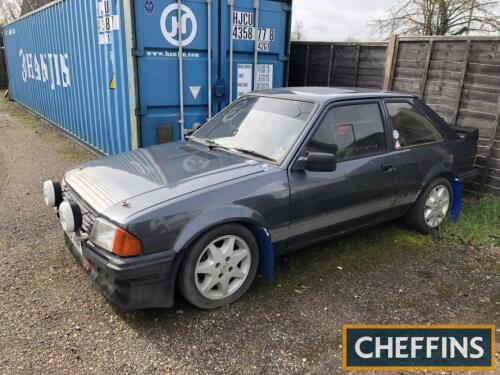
top-left (192, 96), bottom-right (316, 163)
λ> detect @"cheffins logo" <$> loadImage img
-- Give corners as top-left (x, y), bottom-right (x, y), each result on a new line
top-left (343, 324), bottom-right (495, 371)
top-left (160, 3), bottom-right (197, 47)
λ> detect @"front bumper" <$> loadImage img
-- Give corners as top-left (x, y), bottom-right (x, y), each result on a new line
top-left (64, 233), bottom-right (178, 309)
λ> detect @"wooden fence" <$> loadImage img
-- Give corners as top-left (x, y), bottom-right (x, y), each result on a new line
top-left (289, 42), bottom-right (387, 88)
top-left (288, 36), bottom-right (500, 195)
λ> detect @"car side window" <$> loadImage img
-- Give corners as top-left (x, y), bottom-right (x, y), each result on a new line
top-left (306, 103), bottom-right (387, 162)
top-left (386, 102), bottom-right (443, 148)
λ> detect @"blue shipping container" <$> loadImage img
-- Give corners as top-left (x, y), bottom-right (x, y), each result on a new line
top-left (2, 0), bottom-right (292, 155)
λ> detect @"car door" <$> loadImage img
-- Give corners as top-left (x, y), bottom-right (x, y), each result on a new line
top-left (383, 99), bottom-right (446, 211)
top-left (287, 100), bottom-right (400, 249)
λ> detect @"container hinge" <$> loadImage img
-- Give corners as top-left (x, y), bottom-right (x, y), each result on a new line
top-left (135, 108), bottom-right (142, 116)
top-left (133, 49), bottom-right (145, 57)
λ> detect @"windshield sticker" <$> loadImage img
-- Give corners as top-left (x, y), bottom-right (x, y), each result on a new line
top-left (273, 146), bottom-right (286, 160)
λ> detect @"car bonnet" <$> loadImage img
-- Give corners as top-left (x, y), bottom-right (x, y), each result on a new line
top-left (64, 141), bottom-right (270, 219)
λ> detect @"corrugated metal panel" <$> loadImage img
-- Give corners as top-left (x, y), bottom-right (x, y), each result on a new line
top-left (3, 0), bottom-right (291, 154)
top-left (3, 0), bottom-right (133, 155)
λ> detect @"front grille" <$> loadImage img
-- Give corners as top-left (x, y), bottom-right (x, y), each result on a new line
top-left (63, 188), bottom-right (97, 234)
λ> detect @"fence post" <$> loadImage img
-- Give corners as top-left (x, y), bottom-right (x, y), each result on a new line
top-left (383, 34), bottom-right (398, 90)
top-left (419, 39), bottom-right (433, 100)
top-left (451, 39), bottom-right (471, 127)
top-left (327, 44), bottom-right (334, 86)
top-left (353, 45), bottom-right (361, 87)
top-left (304, 44), bottom-right (310, 86)
top-left (330, 46), bottom-right (338, 86)
top-left (480, 96), bottom-right (500, 194)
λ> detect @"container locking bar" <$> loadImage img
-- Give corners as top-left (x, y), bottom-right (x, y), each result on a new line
top-left (228, 0), bottom-right (235, 103)
top-left (207, 0), bottom-right (212, 119)
top-left (253, 0), bottom-right (260, 91)
top-left (177, 0), bottom-right (185, 139)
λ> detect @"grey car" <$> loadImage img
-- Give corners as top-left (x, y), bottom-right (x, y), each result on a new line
top-left (42, 88), bottom-right (479, 310)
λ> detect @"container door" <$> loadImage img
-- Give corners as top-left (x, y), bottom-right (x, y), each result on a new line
top-left (134, 0), bottom-right (218, 146)
top-left (134, 0), bottom-right (290, 147)
top-left (219, 0), bottom-right (291, 108)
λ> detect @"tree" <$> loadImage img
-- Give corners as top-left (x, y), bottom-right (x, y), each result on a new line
top-left (291, 20), bottom-right (306, 41)
top-left (0, 0), bottom-right (22, 25)
top-left (372, 0), bottom-right (500, 37)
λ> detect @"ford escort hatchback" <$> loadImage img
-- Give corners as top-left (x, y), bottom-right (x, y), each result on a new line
top-left (43, 88), bottom-right (479, 310)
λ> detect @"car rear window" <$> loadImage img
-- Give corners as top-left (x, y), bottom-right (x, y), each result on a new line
top-left (386, 102), bottom-right (442, 148)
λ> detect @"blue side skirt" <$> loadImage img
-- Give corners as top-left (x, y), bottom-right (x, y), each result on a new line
top-left (450, 178), bottom-right (463, 222)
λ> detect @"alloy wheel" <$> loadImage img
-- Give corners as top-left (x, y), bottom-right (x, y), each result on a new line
top-left (194, 235), bottom-right (252, 299)
top-left (424, 185), bottom-right (450, 228)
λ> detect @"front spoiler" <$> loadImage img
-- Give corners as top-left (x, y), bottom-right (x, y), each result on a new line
top-left (64, 233), bottom-right (178, 309)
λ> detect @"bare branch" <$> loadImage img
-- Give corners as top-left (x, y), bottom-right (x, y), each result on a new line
top-left (370, 0), bottom-right (500, 37)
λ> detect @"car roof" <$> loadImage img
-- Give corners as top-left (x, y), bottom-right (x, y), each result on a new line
top-left (251, 87), bottom-right (415, 103)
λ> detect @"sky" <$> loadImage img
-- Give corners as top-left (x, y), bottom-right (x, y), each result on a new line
top-left (291, 0), bottom-right (398, 41)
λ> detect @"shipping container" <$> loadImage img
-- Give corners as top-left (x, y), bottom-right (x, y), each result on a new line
top-left (2, 0), bottom-right (292, 155)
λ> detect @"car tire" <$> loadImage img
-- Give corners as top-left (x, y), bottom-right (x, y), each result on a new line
top-left (178, 224), bottom-right (259, 309)
top-left (404, 177), bottom-right (453, 234)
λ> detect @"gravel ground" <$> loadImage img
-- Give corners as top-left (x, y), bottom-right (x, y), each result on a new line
top-left (0, 99), bottom-right (499, 375)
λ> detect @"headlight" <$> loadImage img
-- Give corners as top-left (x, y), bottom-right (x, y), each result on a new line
top-left (90, 218), bottom-right (142, 257)
top-left (89, 218), bottom-right (117, 251)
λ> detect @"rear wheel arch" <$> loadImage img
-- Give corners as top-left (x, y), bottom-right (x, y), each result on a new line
top-left (419, 168), bottom-right (455, 195)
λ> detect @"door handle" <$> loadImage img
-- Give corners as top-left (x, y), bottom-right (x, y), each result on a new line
top-left (381, 163), bottom-right (397, 172)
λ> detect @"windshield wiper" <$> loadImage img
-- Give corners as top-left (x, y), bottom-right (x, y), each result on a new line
top-left (231, 148), bottom-right (277, 163)
top-left (197, 139), bottom-right (277, 163)
top-left (187, 137), bottom-right (223, 148)
top-left (205, 140), bottom-right (234, 152)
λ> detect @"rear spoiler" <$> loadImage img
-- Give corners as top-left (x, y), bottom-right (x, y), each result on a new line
top-left (454, 126), bottom-right (479, 141)
top-left (458, 169), bottom-right (480, 181)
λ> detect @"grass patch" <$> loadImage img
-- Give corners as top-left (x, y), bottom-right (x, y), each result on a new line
top-left (437, 195), bottom-right (500, 247)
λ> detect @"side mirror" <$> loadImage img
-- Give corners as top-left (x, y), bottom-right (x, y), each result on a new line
top-left (193, 122), bottom-right (203, 132)
top-left (295, 152), bottom-right (337, 172)
top-left (185, 122), bottom-right (204, 137)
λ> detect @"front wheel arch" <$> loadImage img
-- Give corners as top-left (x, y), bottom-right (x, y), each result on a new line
top-left (174, 218), bottom-right (275, 282)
